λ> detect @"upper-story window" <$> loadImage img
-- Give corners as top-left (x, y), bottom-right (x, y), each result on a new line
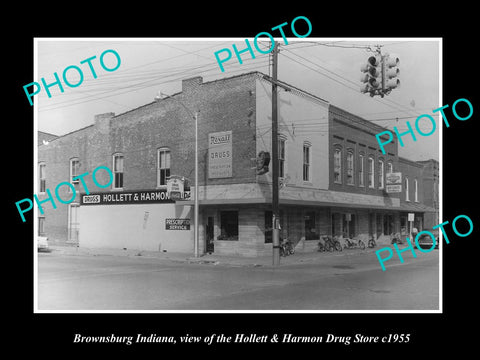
top-left (39, 162), bottom-right (46, 193)
top-left (414, 178), bottom-right (418, 202)
top-left (113, 153), bottom-right (124, 189)
top-left (157, 148), bottom-right (171, 187)
top-left (346, 150), bottom-right (354, 185)
top-left (358, 154), bottom-right (365, 187)
top-left (278, 137), bottom-right (286, 178)
top-left (368, 156), bottom-right (375, 188)
top-left (303, 142), bottom-right (311, 182)
top-left (334, 148), bottom-right (342, 184)
top-left (405, 176), bottom-right (410, 201)
top-left (70, 158), bottom-right (80, 184)
top-left (378, 159), bottom-right (385, 189)
top-left (387, 161), bottom-right (393, 174)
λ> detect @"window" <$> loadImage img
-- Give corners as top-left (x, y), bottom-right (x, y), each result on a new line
top-left (219, 211), bottom-right (238, 241)
top-left (346, 150), bottom-right (354, 185)
top-left (39, 163), bottom-right (46, 193)
top-left (378, 159), bottom-right (384, 189)
top-left (278, 137), bottom-right (286, 178)
top-left (157, 148), bottom-right (171, 187)
top-left (334, 148), bottom-right (342, 183)
top-left (405, 177), bottom-right (410, 201)
top-left (303, 143), bottom-right (310, 182)
top-left (414, 179), bottom-right (418, 202)
top-left (70, 158), bottom-right (80, 184)
top-left (358, 154), bottom-right (364, 187)
top-left (113, 154), bottom-right (124, 189)
top-left (305, 211), bottom-right (317, 240)
top-left (38, 217), bottom-right (45, 236)
top-left (368, 156), bottom-right (374, 188)
top-left (387, 162), bottom-right (393, 174)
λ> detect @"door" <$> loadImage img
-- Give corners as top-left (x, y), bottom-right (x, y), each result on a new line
top-left (206, 216), bottom-right (214, 253)
top-left (68, 203), bottom-right (80, 243)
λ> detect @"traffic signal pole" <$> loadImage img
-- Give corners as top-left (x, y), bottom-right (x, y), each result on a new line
top-left (271, 42), bottom-right (280, 266)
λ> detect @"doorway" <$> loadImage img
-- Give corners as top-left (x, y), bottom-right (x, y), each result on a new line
top-left (206, 216), bottom-right (214, 253)
top-left (68, 203), bottom-right (80, 243)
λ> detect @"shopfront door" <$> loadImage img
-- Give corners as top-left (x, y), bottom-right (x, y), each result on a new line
top-left (206, 216), bottom-right (214, 253)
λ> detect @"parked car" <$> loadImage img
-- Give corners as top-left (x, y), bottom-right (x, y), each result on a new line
top-left (37, 236), bottom-right (49, 251)
top-left (415, 230), bottom-right (439, 250)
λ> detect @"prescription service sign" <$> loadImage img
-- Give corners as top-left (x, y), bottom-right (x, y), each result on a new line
top-left (208, 130), bottom-right (232, 178)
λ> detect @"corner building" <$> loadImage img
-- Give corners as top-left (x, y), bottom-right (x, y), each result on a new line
top-left (37, 71), bottom-right (437, 256)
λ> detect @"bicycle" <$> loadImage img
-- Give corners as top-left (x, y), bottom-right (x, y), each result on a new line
top-left (280, 239), bottom-right (295, 257)
top-left (319, 235), bottom-right (342, 252)
top-left (343, 237), bottom-right (366, 250)
top-left (368, 236), bottom-right (376, 248)
top-left (390, 232), bottom-right (403, 245)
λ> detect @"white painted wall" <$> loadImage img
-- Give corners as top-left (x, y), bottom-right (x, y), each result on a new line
top-left (255, 78), bottom-right (330, 190)
top-left (79, 203), bottom-right (194, 252)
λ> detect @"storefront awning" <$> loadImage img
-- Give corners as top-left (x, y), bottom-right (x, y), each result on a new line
top-left (176, 183), bottom-right (437, 212)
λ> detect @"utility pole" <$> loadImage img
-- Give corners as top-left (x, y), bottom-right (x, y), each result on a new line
top-left (271, 41), bottom-right (280, 266)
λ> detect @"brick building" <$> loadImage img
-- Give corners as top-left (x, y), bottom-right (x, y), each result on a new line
top-left (36, 71), bottom-right (438, 256)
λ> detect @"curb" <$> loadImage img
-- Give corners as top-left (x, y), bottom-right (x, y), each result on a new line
top-left (44, 244), bottom-right (388, 268)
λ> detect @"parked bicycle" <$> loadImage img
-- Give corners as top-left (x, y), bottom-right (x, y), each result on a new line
top-left (343, 237), bottom-right (366, 250)
top-left (368, 236), bottom-right (376, 248)
top-left (390, 232), bottom-right (403, 245)
top-left (318, 235), bottom-right (342, 252)
top-left (280, 239), bottom-right (295, 257)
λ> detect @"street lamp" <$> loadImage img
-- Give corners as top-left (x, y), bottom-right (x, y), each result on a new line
top-left (159, 92), bottom-right (200, 258)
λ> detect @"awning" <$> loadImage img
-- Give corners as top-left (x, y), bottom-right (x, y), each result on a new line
top-left (176, 183), bottom-right (436, 212)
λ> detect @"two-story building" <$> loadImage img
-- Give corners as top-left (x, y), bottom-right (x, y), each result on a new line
top-left (37, 71), bottom-right (438, 257)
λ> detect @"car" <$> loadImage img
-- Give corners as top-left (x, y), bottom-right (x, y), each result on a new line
top-left (415, 230), bottom-right (439, 250)
top-left (37, 236), bottom-right (49, 252)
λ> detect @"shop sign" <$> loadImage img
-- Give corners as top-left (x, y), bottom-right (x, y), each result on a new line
top-left (386, 172), bottom-right (402, 193)
top-left (208, 130), bottom-right (232, 178)
top-left (165, 218), bottom-right (190, 230)
top-left (80, 189), bottom-right (190, 206)
top-left (167, 175), bottom-right (185, 200)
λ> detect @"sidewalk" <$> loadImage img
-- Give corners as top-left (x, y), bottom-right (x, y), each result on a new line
top-left (45, 243), bottom-right (392, 268)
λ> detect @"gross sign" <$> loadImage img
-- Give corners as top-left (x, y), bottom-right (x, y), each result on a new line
top-left (208, 130), bottom-right (232, 178)
top-left (385, 172), bottom-right (402, 193)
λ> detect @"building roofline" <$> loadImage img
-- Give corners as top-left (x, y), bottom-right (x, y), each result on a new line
top-left (399, 156), bottom-right (424, 168)
top-left (39, 124), bottom-right (94, 145)
top-left (329, 104), bottom-right (391, 134)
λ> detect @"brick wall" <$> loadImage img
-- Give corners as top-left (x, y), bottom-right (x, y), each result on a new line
top-left (398, 157), bottom-right (424, 204)
top-left (328, 105), bottom-right (400, 202)
top-left (37, 73), bottom-right (260, 244)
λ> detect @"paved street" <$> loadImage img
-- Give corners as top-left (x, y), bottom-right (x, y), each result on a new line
top-left (37, 247), bottom-right (439, 311)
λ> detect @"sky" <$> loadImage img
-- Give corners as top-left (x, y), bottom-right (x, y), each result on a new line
top-left (35, 38), bottom-right (440, 161)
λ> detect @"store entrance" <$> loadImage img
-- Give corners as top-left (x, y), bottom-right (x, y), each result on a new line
top-left (206, 216), bottom-right (214, 253)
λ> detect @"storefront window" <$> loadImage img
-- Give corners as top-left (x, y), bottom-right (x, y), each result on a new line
top-left (219, 211), bottom-right (238, 240)
top-left (383, 214), bottom-right (395, 235)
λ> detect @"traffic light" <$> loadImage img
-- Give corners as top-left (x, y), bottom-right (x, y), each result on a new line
top-left (384, 54), bottom-right (400, 91)
top-left (360, 53), bottom-right (400, 97)
top-left (360, 55), bottom-right (382, 97)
